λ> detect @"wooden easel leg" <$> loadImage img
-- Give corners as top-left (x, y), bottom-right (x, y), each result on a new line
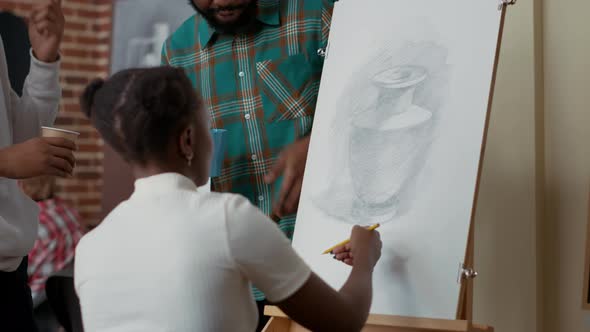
top-left (262, 316), bottom-right (291, 332)
top-left (456, 224), bottom-right (475, 321)
top-left (470, 324), bottom-right (494, 332)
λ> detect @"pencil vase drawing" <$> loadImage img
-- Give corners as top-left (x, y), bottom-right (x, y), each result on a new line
top-left (349, 65), bottom-right (432, 222)
top-left (309, 40), bottom-right (451, 225)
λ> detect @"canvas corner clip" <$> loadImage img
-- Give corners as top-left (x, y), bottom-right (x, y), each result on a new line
top-left (498, 0), bottom-right (517, 11)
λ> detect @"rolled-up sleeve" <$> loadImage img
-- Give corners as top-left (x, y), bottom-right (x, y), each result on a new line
top-left (9, 49), bottom-right (61, 144)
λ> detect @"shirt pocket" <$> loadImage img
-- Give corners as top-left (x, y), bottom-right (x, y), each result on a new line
top-left (255, 53), bottom-right (323, 122)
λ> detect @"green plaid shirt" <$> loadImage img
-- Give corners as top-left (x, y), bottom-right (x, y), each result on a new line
top-left (162, 0), bottom-right (335, 300)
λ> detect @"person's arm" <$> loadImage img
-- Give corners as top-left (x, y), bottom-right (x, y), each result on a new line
top-left (226, 196), bottom-right (381, 332)
top-left (0, 0), bottom-right (74, 179)
top-left (8, 52), bottom-right (61, 144)
top-left (7, 0), bottom-right (65, 144)
top-left (276, 225), bottom-right (380, 332)
top-left (262, 1), bottom-right (337, 219)
top-left (277, 268), bottom-right (373, 331)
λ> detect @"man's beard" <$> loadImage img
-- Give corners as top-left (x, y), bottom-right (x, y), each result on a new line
top-left (188, 1), bottom-right (259, 34)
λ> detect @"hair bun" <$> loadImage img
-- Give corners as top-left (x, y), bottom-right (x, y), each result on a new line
top-left (80, 78), bottom-right (105, 118)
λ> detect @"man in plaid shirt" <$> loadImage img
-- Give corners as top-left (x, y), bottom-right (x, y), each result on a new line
top-left (162, 0), bottom-right (335, 329)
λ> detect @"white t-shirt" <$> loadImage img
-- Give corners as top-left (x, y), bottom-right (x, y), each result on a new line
top-left (74, 173), bottom-right (311, 332)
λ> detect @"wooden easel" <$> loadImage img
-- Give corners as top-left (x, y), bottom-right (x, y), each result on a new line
top-left (262, 1), bottom-right (518, 330)
top-left (582, 188), bottom-right (590, 310)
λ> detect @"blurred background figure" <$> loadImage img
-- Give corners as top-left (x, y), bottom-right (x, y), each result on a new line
top-left (0, 11), bottom-right (30, 96)
top-left (126, 22), bottom-right (170, 68)
top-left (19, 176), bottom-right (83, 332)
top-left (19, 176), bottom-right (82, 307)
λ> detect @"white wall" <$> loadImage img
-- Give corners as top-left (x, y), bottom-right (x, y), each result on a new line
top-left (473, 0), bottom-right (590, 331)
top-left (473, 1), bottom-right (538, 331)
top-left (543, 0), bottom-right (590, 330)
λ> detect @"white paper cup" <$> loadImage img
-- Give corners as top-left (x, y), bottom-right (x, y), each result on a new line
top-left (41, 126), bottom-right (80, 142)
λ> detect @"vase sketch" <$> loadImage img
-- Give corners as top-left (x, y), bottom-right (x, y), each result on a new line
top-left (314, 65), bottom-right (433, 224)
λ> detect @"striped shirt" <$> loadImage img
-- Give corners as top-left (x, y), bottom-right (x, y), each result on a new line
top-left (163, 0), bottom-right (335, 301)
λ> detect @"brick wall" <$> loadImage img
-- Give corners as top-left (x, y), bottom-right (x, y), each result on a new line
top-left (0, 0), bottom-right (113, 224)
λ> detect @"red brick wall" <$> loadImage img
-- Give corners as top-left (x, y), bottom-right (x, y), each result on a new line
top-left (0, 0), bottom-right (113, 224)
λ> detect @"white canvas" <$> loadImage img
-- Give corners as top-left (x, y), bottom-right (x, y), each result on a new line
top-left (292, 0), bottom-right (503, 319)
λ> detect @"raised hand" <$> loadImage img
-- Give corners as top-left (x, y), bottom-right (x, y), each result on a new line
top-left (28, 0), bottom-right (65, 63)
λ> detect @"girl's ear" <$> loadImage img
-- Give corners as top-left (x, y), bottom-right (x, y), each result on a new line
top-left (178, 125), bottom-right (195, 162)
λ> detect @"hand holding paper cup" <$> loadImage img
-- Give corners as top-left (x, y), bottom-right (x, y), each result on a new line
top-left (0, 126), bottom-right (79, 179)
top-left (40, 126), bottom-right (79, 177)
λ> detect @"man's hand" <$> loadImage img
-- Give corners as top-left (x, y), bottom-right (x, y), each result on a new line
top-left (28, 0), bottom-right (65, 63)
top-left (264, 136), bottom-right (311, 218)
top-left (0, 137), bottom-right (76, 179)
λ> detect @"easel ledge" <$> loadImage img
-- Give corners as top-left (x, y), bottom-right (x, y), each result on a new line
top-left (262, 306), bottom-right (493, 332)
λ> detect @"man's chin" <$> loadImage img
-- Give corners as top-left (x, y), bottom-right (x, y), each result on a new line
top-left (195, 0), bottom-right (258, 34)
top-left (214, 11), bottom-right (243, 25)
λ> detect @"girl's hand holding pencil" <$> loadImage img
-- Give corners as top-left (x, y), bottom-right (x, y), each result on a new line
top-left (329, 224), bottom-right (382, 267)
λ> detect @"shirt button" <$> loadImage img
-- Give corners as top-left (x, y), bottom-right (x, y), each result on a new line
top-left (244, 113), bottom-right (251, 120)
top-left (238, 71), bottom-right (245, 77)
top-left (258, 195), bottom-right (264, 201)
top-left (251, 154), bottom-right (257, 161)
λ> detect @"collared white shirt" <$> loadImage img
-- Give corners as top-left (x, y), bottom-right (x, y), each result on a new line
top-left (0, 36), bottom-right (61, 271)
top-left (74, 173), bottom-right (311, 332)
